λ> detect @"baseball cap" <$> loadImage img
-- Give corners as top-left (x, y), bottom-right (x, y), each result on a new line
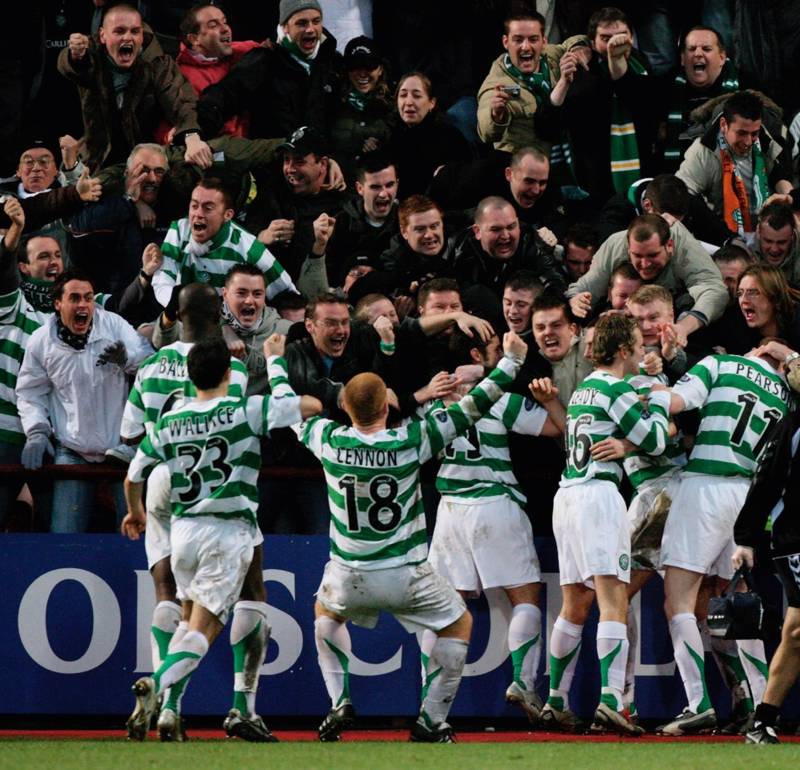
top-left (344, 36), bottom-right (380, 71)
top-left (278, 126), bottom-right (328, 157)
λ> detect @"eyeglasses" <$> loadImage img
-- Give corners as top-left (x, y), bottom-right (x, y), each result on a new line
top-left (736, 288), bottom-right (763, 299)
top-left (21, 157), bottom-right (54, 170)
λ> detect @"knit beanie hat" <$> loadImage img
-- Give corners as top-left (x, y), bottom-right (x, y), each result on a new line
top-left (279, 0), bottom-right (322, 24)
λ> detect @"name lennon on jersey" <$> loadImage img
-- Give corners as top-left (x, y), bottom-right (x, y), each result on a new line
top-left (167, 407), bottom-right (236, 438)
top-left (335, 447), bottom-right (399, 467)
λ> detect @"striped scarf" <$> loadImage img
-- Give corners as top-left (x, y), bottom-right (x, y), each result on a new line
top-left (502, 54), bottom-right (576, 185)
top-left (346, 89), bottom-right (370, 112)
top-left (607, 56), bottom-right (647, 194)
top-left (718, 131), bottom-right (769, 236)
top-left (663, 60), bottom-right (739, 171)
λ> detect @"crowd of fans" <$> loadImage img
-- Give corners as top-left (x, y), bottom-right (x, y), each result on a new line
top-left (3, 0), bottom-right (800, 537)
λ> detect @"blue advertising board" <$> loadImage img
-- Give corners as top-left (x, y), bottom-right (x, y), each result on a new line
top-left (0, 534), bottom-right (789, 721)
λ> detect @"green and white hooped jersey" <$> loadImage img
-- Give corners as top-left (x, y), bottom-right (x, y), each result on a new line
top-left (673, 354), bottom-right (791, 478)
top-left (295, 355), bottom-right (520, 570)
top-left (121, 340), bottom-right (249, 441)
top-left (0, 290), bottom-right (48, 445)
top-left (128, 357), bottom-right (302, 527)
top-left (433, 392), bottom-right (547, 507)
top-left (158, 219), bottom-right (295, 299)
top-left (560, 369), bottom-right (671, 488)
top-left (624, 372), bottom-right (687, 491)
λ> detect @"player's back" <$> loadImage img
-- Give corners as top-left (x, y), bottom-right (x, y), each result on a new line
top-left (147, 395), bottom-right (265, 527)
top-left (674, 353), bottom-right (791, 478)
top-left (122, 341), bottom-right (248, 439)
top-left (300, 417), bottom-right (430, 570)
top-left (434, 393), bottom-right (546, 507)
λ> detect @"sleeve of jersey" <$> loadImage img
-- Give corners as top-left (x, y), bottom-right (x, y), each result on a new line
top-left (127, 431), bottom-right (165, 483)
top-left (502, 393), bottom-right (548, 436)
top-left (421, 354), bottom-right (519, 462)
top-left (671, 356), bottom-right (715, 411)
top-left (608, 382), bottom-right (670, 456)
top-left (292, 415), bottom-right (328, 455)
top-left (228, 359), bottom-right (249, 397)
top-left (251, 240), bottom-right (297, 300)
top-left (120, 371), bottom-right (147, 440)
top-left (152, 221), bottom-right (184, 307)
top-left (0, 289), bottom-right (22, 325)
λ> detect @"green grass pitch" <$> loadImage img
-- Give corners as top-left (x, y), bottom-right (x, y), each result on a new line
top-left (0, 741), bottom-right (795, 770)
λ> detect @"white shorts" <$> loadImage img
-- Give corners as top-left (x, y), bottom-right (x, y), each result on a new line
top-left (145, 463), bottom-right (172, 569)
top-left (553, 480), bottom-right (631, 585)
top-left (145, 464), bottom-right (262, 570)
top-left (628, 473), bottom-right (681, 571)
top-left (171, 516), bottom-right (255, 624)
top-left (428, 496), bottom-right (541, 594)
top-left (661, 474), bottom-right (750, 580)
top-left (317, 560), bottom-right (466, 633)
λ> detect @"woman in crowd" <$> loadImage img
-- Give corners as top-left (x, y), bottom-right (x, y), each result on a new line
top-left (387, 71), bottom-right (473, 199)
top-left (738, 264), bottom-right (800, 348)
top-left (329, 36), bottom-right (394, 184)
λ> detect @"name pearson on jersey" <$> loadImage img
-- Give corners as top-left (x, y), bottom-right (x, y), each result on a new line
top-left (168, 406), bottom-right (236, 438)
top-left (335, 447), bottom-right (399, 467)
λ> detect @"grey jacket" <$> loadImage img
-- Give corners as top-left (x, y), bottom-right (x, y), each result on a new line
top-left (566, 220), bottom-right (728, 325)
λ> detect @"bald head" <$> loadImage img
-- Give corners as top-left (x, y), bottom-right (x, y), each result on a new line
top-left (473, 197), bottom-right (520, 259)
top-left (178, 283), bottom-right (221, 331)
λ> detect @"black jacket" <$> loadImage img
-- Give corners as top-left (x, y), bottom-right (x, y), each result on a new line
top-left (284, 321), bottom-right (384, 416)
top-left (735, 408), bottom-right (800, 556)
top-left (427, 155), bottom-right (568, 239)
top-left (449, 224), bottom-right (567, 320)
top-left (198, 32), bottom-right (343, 140)
top-left (244, 175), bottom-right (346, 282)
top-left (386, 111), bottom-right (473, 199)
top-left (325, 196), bottom-right (399, 286)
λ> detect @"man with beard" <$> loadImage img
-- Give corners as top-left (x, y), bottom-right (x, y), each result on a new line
top-left (152, 178), bottom-right (296, 307)
top-left (58, 4), bottom-right (212, 171)
top-left (450, 196), bottom-right (566, 321)
top-left (15, 269), bottom-right (152, 532)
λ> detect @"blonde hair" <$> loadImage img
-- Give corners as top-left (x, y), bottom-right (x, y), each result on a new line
top-left (628, 284), bottom-right (673, 309)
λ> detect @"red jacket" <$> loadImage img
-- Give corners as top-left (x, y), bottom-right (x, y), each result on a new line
top-left (156, 41), bottom-right (262, 141)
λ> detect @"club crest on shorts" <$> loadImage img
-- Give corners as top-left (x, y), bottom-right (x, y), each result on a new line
top-left (619, 553), bottom-right (630, 570)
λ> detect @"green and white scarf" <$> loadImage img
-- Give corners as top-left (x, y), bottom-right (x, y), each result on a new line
top-left (607, 56), bottom-right (647, 195)
top-left (502, 54), bottom-right (576, 185)
top-left (502, 53), bottom-right (552, 105)
top-left (346, 89), bottom-right (370, 112)
top-left (21, 276), bottom-right (54, 313)
top-left (663, 59), bottom-right (738, 171)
